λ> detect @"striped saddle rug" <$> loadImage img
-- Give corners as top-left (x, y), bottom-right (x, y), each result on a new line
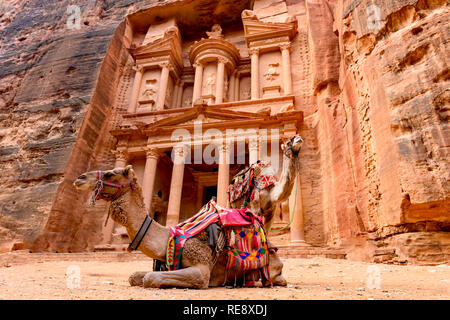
top-left (227, 160), bottom-right (278, 204)
top-left (165, 200), bottom-right (271, 286)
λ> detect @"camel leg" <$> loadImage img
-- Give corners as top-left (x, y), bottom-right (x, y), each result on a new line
top-left (129, 271), bottom-right (149, 286)
top-left (142, 264), bottom-right (210, 289)
top-left (267, 248), bottom-right (287, 287)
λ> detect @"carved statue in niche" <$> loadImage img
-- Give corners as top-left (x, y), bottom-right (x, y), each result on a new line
top-left (140, 79), bottom-right (158, 109)
top-left (242, 87), bottom-right (251, 100)
top-left (264, 63), bottom-right (280, 82)
top-left (203, 74), bottom-right (216, 95)
top-left (206, 24), bottom-right (224, 40)
top-left (183, 97), bottom-right (192, 107)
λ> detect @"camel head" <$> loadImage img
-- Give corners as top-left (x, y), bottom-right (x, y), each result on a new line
top-left (73, 165), bottom-right (138, 204)
top-left (281, 135), bottom-right (303, 158)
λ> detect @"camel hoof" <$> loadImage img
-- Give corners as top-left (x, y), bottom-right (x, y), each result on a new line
top-left (143, 272), bottom-right (163, 288)
top-left (273, 275), bottom-right (287, 287)
top-left (129, 271), bottom-right (147, 287)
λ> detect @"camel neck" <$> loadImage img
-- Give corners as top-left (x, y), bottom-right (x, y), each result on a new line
top-left (280, 153), bottom-right (297, 186)
top-left (117, 189), bottom-right (170, 261)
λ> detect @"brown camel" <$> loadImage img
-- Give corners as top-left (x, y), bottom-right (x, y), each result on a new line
top-left (231, 135), bottom-right (303, 231)
top-left (73, 165), bottom-right (287, 289)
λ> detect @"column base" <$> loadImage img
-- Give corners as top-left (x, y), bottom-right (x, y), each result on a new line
top-left (289, 239), bottom-right (309, 247)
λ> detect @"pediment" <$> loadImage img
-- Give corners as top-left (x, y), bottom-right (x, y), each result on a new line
top-left (129, 31), bottom-right (182, 65)
top-left (144, 106), bottom-right (267, 130)
top-left (242, 16), bottom-right (297, 44)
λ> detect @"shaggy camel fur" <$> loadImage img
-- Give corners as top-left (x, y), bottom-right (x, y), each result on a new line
top-left (232, 135), bottom-right (303, 231)
top-left (73, 165), bottom-right (287, 289)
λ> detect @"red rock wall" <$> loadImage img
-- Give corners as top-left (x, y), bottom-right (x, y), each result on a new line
top-left (308, 0), bottom-right (449, 262)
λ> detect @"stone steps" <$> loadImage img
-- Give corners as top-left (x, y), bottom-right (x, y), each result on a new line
top-left (276, 245), bottom-right (347, 259)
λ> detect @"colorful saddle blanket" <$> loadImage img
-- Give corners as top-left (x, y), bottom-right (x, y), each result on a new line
top-left (220, 208), bottom-right (271, 286)
top-left (166, 200), bottom-right (219, 270)
top-left (166, 201), bottom-right (271, 286)
top-left (227, 160), bottom-right (278, 204)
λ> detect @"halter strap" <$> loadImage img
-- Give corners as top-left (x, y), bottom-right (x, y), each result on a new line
top-left (90, 170), bottom-right (137, 205)
top-left (127, 216), bottom-right (153, 252)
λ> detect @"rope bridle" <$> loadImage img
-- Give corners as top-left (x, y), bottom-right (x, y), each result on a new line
top-left (89, 170), bottom-right (152, 252)
top-left (90, 170), bottom-right (137, 206)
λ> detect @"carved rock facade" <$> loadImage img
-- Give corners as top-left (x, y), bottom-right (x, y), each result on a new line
top-left (0, 0), bottom-right (448, 264)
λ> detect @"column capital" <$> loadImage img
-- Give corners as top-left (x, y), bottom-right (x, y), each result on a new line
top-left (193, 61), bottom-right (204, 68)
top-left (217, 141), bottom-right (231, 158)
top-left (172, 145), bottom-right (187, 164)
top-left (217, 56), bottom-right (228, 65)
top-left (133, 65), bottom-right (144, 73)
top-left (159, 61), bottom-right (173, 70)
top-left (279, 42), bottom-right (291, 51)
top-left (248, 47), bottom-right (260, 55)
top-left (145, 148), bottom-right (160, 160)
top-left (112, 148), bottom-right (128, 162)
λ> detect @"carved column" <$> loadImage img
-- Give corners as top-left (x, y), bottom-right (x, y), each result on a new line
top-left (215, 58), bottom-right (226, 104)
top-left (113, 149), bottom-right (128, 168)
top-left (250, 48), bottom-right (260, 100)
top-left (166, 146), bottom-right (185, 226)
top-left (229, 71), bottom-right (236, 102)
top-left (289, 170), bottom-right (306, 246)
top-left (192, 62), bottom-right (204, 106)
top-left (175, 81), bottom-right (184, 108)
top-left (171, 81), bottom-right (179, 108)
top-left (142, 148), bottom-right (159, 213)
top-left (216, 142), bottom-right (230, 207)
top-left (234, 71), bottom-right (240, 101)
top-left (156, 62), bottom-right (170, 111)
top-left (248, 137), bottom-right (259, 166)
top-left (128, 65), bottom-right (144, 113)
top-left (280, 43), bottom-right (293, 95)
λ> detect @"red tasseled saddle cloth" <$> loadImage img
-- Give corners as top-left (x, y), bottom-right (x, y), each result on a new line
top-left (227, 160), bottom-right (278, 204)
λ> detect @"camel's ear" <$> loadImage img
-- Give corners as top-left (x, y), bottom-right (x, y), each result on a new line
top-left (122, 165), bottom-right (133, 177)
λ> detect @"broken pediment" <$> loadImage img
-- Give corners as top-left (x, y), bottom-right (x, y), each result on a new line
top-left (242, 10), bottom-right (297, 46)
top-left (129, 25), bottom-right (183, 71)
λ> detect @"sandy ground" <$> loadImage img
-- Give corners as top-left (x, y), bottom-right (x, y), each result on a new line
top-left (0, 253), bottom-right (448, 300)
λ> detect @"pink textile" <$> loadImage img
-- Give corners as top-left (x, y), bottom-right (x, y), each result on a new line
top-left (219, 207), bottom-right (263, 227)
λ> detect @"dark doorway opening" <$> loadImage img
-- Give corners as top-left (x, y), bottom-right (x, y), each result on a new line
top-left (203, 186), bottom-right (217, 204)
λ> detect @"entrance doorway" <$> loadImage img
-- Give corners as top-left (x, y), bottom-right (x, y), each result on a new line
top-left (203, 186), bottom-right (217, 204)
